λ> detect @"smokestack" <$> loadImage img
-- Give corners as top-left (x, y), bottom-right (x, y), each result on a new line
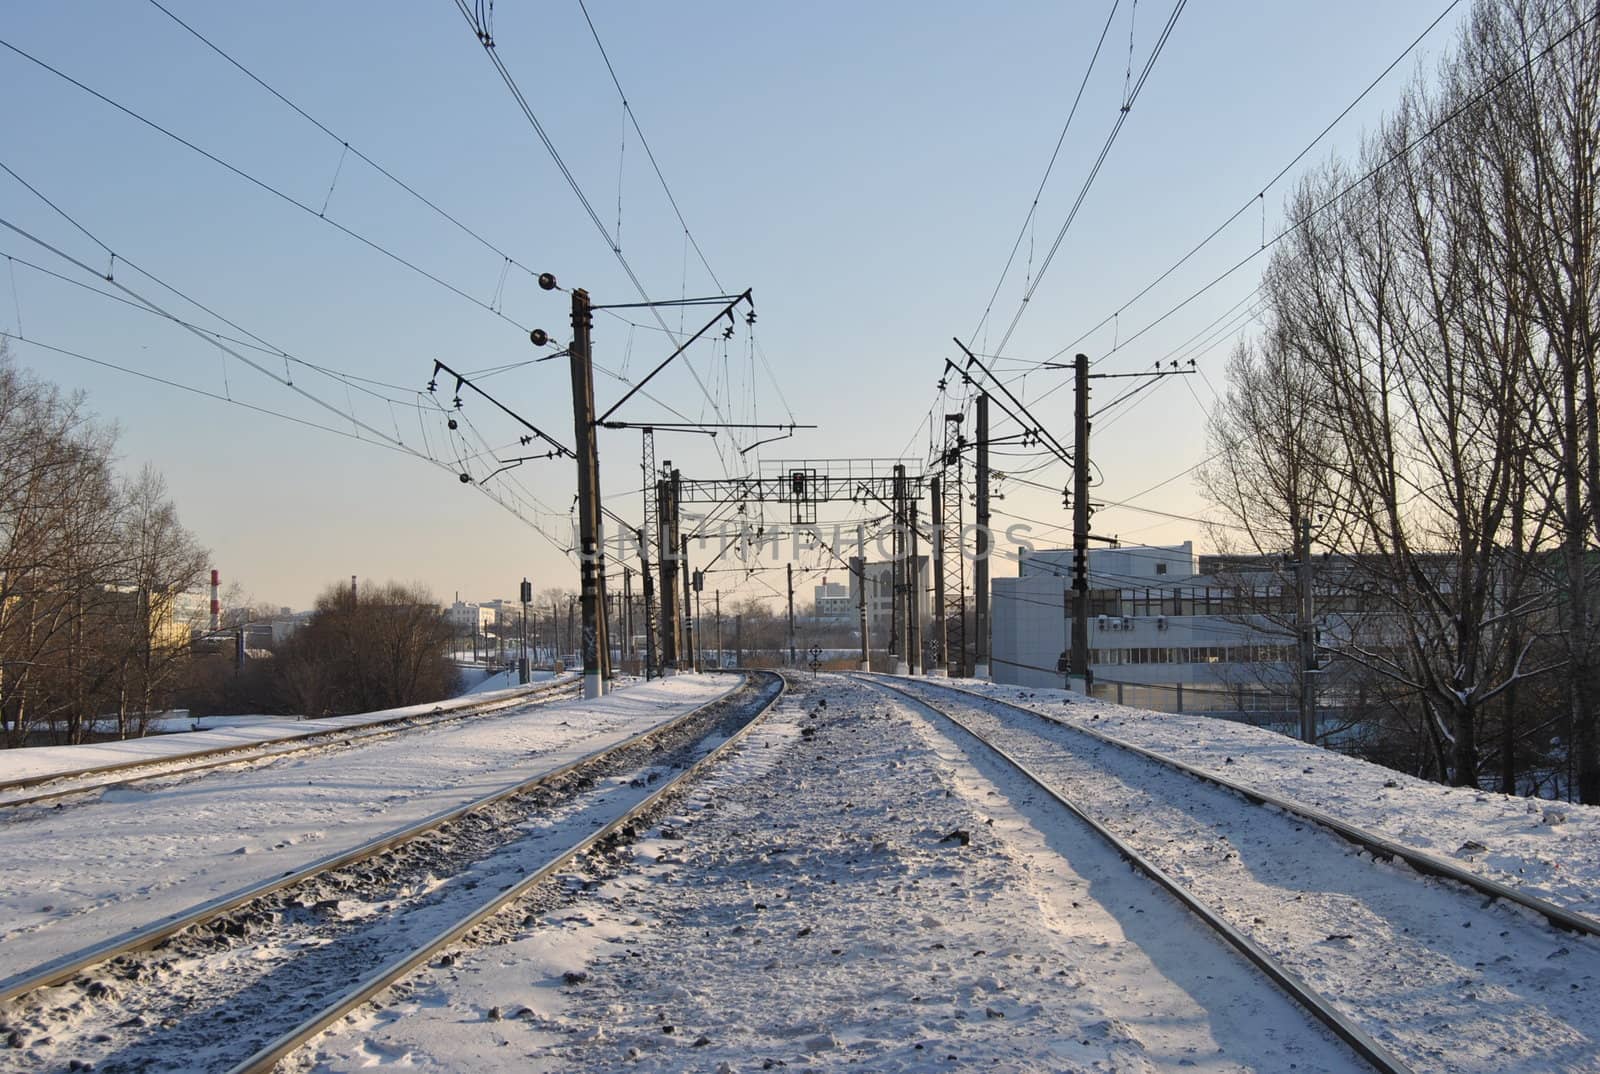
top-left (209, 569), bottom-right (220, 632)
top-left (351, 575), bottom-right (358, 601)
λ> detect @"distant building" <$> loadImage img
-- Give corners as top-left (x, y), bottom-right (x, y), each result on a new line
top-left (813, 580), bottom-right (851, 621)
top-left (847, 556), bottom-right (930, 646)
top-left (270, 611), bottom-right (313, 645)
top-left (991, 542), bottom-right (1338, 716)
top-left (446, 600), bottom-right (496, 635)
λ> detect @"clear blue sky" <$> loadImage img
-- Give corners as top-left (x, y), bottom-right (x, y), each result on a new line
top-left (1, 1), bottom-right (1462, 609)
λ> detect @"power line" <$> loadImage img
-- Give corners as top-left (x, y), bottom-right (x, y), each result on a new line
top-left (1056, 0), bottom-right (1595, 372)
top-left (989, 0), bottom-right (1188, 357)
top-left (0, 175), bottom-right (581, 559)
top-left (1, 30), bottom-right (714, 465)
top-left (967, 0), bottom-right (1123, 346)
top-left (574, 0), bottom-right (722, 293)
top-left (142, 0), bottom-right (547, 293)
top-left (451, 2), bottom-right (748, 473)
top-left (0, 36), bottom-right (533, 331)
top-left (1038, 0), bottom-right (1465, 371)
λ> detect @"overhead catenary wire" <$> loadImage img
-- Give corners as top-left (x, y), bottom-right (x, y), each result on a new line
top-left (1055, 0), bottom-right (1596, 373)
top-left (989, 0), bottom-right (1189, 358)
top-left (1035, 0), bottom-right (1466, 371)
top-left (452, 2), bottom-right (749, 474)
top-left (3, 25), bottom-right (735, 474)
top-left (900, 0), bottom-right (1469, 497)
top-left (0, 175), bottom-right (581, 560)
top-left (967, 0), bottom-right (1123, 347)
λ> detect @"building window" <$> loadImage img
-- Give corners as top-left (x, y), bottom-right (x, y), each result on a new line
top-left (1156, 562), bottom-right (1168, 575)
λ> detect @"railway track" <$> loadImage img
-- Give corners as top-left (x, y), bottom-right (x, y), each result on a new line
top-left (0, 675), bottom-right (581, 811)
top-left (865, 675), bottom-right (1600, 1074)
top-left (0, 671), bottom-right (783, 1074)
top-left (896, 676), bottom-right (1600, 938)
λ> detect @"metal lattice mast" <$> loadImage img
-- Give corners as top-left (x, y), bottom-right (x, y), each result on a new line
top-left (941, 414), bottom-right (968, 677)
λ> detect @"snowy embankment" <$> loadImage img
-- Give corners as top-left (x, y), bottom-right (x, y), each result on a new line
top-left (0, 674), bottom-right (735, 992)
top-left (456, 667), bottom-right (558, 694)
top-left (0, 675), bottom-right (575, 785)
top-left (954, 679), bottom-right (1600, 919)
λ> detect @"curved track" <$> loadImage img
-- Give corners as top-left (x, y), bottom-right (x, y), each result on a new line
top-left (0, 672), bottom-right (784, 1074)
top-left (0, 676), bottom-right (580, 811)
top-left (866, 675), bottom-right (1600, 1074)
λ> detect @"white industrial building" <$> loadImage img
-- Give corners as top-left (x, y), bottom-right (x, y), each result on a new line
top-left (813, 580), bottom-right (852, 621)
top-left (848, 555), bottom-right (929, 645)
top-left (991, 543), bottom-right (1301, 712)
top-left (446, 599), bottom-right (497, 635)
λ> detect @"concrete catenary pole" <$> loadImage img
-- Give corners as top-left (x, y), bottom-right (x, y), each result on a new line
top-left (908, 496), bottom-right (921, 675)
top-left (974, 394), bottom-right (991, 679)
top-left (1071, 354), bottom-right (1091, 693)
top-left (856, 523), bottom-right (870, 671)
top-left (1298, 515), bottom-right (1318, 744)
top-left (568, 287), bottom-right (609, 698)
top-left (680, 531), bottom-right (694, 673)
top-left (786, 562), bottom-right (797, 666)
top-left (931, 476), bottom-right (947, 677)
top-left (656, 474), bottom-right (679, 675)
top-left (892, 463), bottom-right (908, 675)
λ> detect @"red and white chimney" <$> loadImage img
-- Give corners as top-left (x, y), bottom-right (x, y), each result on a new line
top-left (209, 569), bottom-right (221, 632)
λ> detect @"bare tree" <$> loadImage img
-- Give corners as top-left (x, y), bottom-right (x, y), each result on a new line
top-left (275, 580), bottom-right (458, 716)
top-left (1205, 0), bottom-right (1598, 788)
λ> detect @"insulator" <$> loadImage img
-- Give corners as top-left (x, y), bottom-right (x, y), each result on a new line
top-left (538, 272), bottom-right (558, 291)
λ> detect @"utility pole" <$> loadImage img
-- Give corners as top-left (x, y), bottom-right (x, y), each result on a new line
top-left (680, 532), bottom-right (695, 673)
top-left (519, 577), bottom-right (532, 684)
top-left (568, 287), bottom-right (607, 699)
top-left (931, 474), bottom-right (947, 677)
top-left (714, 589), bottom-right (722, 669)
top-left (656, 473), bottom-right (680, 675)
top-left (638, 531), bottom-right (656, 680)
top-left (640, 430), bottom-right (659, 680)
top-left (856, 523), bottom-right (871, 671)
top-left (908, 496), bottom-right (921, 675)
top-left (735, 612), bottom-right (743, 667)
top-left (974, 393), bottom-right (991, 679)
top-left (1297, 515), bottom-right (1317, 744)
top-left (621, 568), bottom-right (633, 675)
top-left (891, 463), bottom-right (907, 674)
top-left (1071, 354), bottom-right (1091, 693)
top-left (786, 562), bottom-right (797, 666)
top-left (692, 568), bottom-right (704, 672)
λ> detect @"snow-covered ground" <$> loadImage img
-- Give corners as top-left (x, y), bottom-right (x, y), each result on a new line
top-left (457, 667), bottom-right (558, 694)
top-left (0, 676), bottom-right (574, 786)
top-left (0, 674), bottom-right (734, 994)
top-left (947, 678), bottom-right (1600, 920)
top-left (8, 671), bottom-right (1597, 1072)
top-left (296, 675), bottom-right (1378, 1073)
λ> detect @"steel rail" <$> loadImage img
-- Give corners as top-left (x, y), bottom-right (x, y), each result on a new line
top-left (0, 678), bottom-right (583, 812)
top-left (894, 676), bottom-right (1600, 940)
top-left (0, 674), bottom-right (579, 798)
top-left (222, 670), bottom-right (787, 1074)
top-left (863, 676), bottom-right (1412, 1074)
top-left (0, 673), bottom-right (751, 1004)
